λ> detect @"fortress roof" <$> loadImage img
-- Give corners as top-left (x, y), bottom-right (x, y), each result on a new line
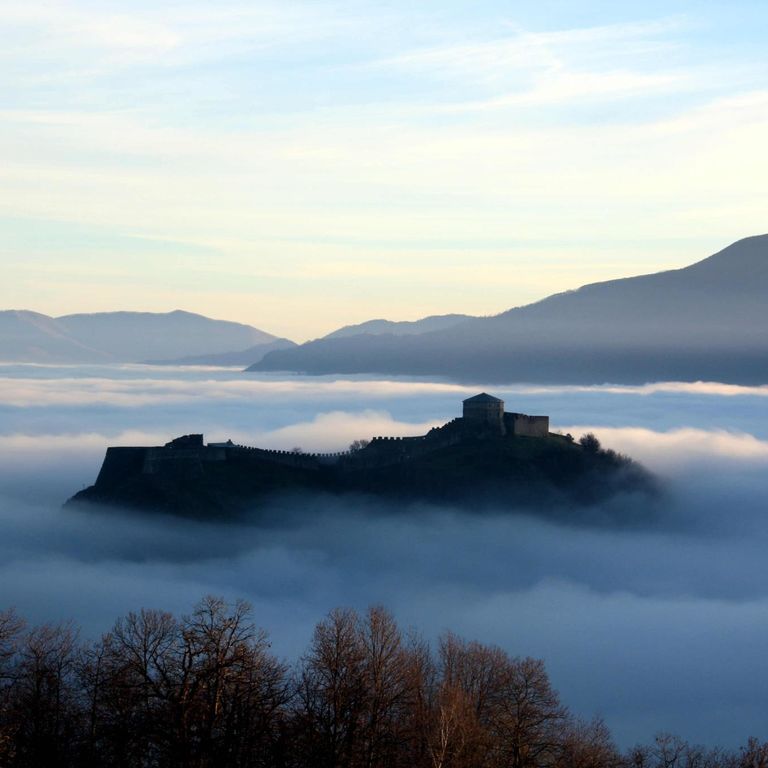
top-left (463, 392), bottom-right (503, 404)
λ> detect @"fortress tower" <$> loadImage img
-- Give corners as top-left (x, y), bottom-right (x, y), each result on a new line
top-left (462, 392), bottom-right (506, 435)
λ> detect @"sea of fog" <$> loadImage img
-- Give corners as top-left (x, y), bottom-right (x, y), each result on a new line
top-left (1, 363), bottom-right (767, 748)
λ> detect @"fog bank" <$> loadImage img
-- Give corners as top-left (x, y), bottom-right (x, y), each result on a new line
top-left (0, 363), bottom-right (767, 748)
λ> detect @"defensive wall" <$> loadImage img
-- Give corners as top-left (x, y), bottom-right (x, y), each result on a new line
top-left (505, 413), bottom-right (549, 438)
top-left (94, 402), bottom-right (553, 486)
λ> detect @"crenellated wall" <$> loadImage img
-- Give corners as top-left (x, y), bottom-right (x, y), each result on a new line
top-left (228, 444), bottom-right (352, 468)
top-left (94, 402), bottom-right (552, 487)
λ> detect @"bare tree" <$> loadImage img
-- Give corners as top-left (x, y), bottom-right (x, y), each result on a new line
top-left (489, 656), bottom-right (567, 768)
top-left (9, 622), bottom-right (81, 767)
top-left (178, 595), bottom-right (290, 767)
top-left (0, 609), bottom-right (25, 765)
top-left (4, 599), bottom-right (764, 768)
top-left (295, 608), bottom-right (367, 768)
top-left (739, 738), bottom-right (768, 768)
top-left (431, 632), bottom-right (510, 768)
top-left (94, 608), bottom-right (180, 766)
top-left (557, 716), bottom-right (622, 768)
top-left (358, 606), bottom-right (412, 768)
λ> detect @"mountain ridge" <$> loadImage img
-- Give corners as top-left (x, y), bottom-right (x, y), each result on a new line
top-left (250, 235), bottom-right (768, 384)
top-left (324, 313), bottom-right (474, 340)
top-left (0, 309), bottom-right (287, 364)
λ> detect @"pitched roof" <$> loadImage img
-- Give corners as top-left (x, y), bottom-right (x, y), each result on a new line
top-left (463, 392), bottom-right (503, 404)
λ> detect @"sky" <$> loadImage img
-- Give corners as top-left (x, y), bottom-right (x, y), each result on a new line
top-left (1, 364), bottom-right (768, 747)
top-left (1, 0), bottom-right (768, 339)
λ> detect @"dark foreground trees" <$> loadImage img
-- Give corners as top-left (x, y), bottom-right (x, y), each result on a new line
top-left (0, 598), bottom-right (764, 768)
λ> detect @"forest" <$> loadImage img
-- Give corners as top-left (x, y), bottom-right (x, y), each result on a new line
top-left (0, 596), bottom-right (765, 768)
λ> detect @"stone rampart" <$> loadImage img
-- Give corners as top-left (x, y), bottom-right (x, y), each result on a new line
top-left (95, 447), bottom-right (147, 487)
top-left (227, 444), bottom-right (352, 469)
top-left (506, 413), bottom-right (549, 438)
top-left (103, 404), bottom-right (552, 483)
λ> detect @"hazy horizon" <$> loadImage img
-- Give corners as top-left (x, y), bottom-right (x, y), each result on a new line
top-left (4, 230), bottom-right (767, 347)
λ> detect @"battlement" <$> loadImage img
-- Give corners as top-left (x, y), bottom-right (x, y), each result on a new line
top-left (70, 395), bottom-right (655, 518)
top-left (94, 395), bottom-right (551, 485)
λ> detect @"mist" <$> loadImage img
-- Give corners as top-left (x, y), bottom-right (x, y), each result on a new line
top-left (1, 363), bottom-right (767, 748)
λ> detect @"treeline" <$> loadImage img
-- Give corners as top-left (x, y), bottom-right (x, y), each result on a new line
top-left (0, 598), bottom-right (765, 768)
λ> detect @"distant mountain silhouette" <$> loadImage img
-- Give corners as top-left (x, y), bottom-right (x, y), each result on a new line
top-left (0, 310), bottom-right (111, 363)
top-left (0, 309), bottom-right (286, 364)
top-left (145, 338), bottom-right (296, 366)
top-left (251, 235), bottom-right (768, 384)
top-left (324, 314), bottom-right (473, 339)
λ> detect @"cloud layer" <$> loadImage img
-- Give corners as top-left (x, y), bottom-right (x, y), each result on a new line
top-left (1, 365), bottom-right (768, 749)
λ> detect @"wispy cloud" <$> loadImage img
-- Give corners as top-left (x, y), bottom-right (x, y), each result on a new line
top-left (373, 18), bottom-right (684, 79)
top-left (0, 373), bottom-right (469, 408)
top-left (0, 4), bottom-right (766, 332)
top-left (3, 373), bottom-right (768, 411)
top-left (370, 17), bottom-right (692, 110)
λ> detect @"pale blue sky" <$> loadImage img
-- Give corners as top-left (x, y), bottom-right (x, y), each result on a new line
top-left (1, 1), bottom-right (766, 339)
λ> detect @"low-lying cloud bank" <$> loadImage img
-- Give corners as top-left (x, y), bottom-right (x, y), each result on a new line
top-left (3, 364), bottom-right (768, 409)
top-left (0, 366), bottom-right (767, 749)
top-left (561, 425), bottom-right (768, 468)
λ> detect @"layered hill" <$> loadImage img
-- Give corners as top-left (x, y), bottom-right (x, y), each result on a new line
top-left (325, 313), bottom-right (473, 339)
top-left (250, 235), bottom-right (768, 384)
top-left (0, 310), bottom-right (111, 363)
top-left (144, 339), bottom-right (295, 367)
top-left (0, 309), bottom-right (291, 364)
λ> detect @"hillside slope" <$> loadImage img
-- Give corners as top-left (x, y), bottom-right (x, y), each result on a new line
top-left (145, 338), bottom-right (296, 366)
top-left (251, 235), bottom-right (768, 383)
top-left (324, 313), bottom-right (473, 339)
top-left (0, 310), bottom-right (110, 363)
top-left (0, 309), bottom-right (287, 364)
top-left (68, 431), bottom-right (654, 519)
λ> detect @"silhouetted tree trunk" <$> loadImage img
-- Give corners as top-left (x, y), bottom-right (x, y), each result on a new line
top-left (294, 608), bottom-right (367, 768)
top-left (9, 621), bottom-right (81, 767)
top-left (556, 717), bottom-right (622, 768)
top-left (93, 608), bottom-right (180, 767)
top-left (178, 595), bottom-right (290, 768)
top-left (488, 656), bottom-right (567, 768)
top-left (0, 609), bottom-right (25, 765)
top-left (739, 738), bottom-right (768, 768)
top-left (358, 605), bottom-right (413, 768)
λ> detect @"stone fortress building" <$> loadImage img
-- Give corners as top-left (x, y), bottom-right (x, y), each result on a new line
top-left (462, 393), bottom-right (549, 437)
top-left (70, 391), bottom-right (656, 516)
top-left (463, 392), bottom-right (506, 430)
top-left (93, 394), bottom-right (551, 486)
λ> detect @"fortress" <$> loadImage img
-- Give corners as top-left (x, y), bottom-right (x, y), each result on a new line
top-left (68, 395), bottom-right (650, 516)
top-left (93, 394), bottom-right (549, 486)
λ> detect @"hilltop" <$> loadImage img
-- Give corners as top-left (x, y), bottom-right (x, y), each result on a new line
top-left (250, 235), bottom-right (768, 384)
top-left (67, 395), bottom-right (654, 520)
top-left (0, 309), bottom-right (292, 364)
